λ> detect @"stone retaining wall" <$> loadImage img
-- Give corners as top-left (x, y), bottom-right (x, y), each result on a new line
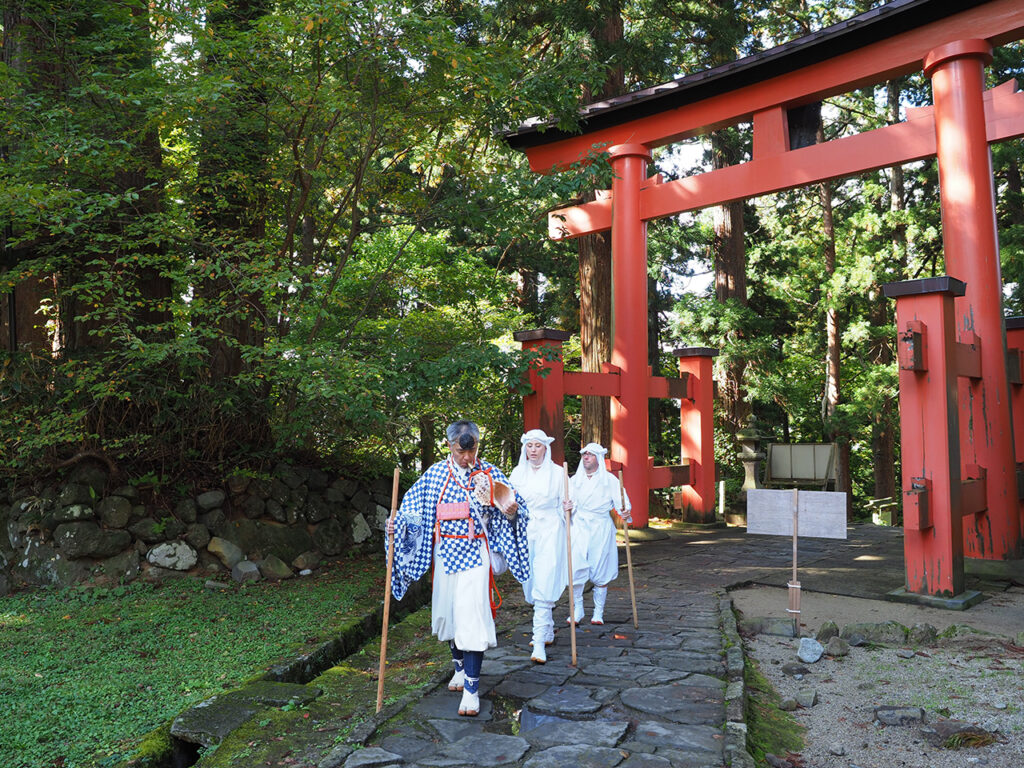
top-left (0, 460), bottom-right (395, 594)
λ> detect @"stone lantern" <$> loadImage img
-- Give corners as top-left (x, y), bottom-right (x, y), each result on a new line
top-left (736, 415), bottom-right (766, 502)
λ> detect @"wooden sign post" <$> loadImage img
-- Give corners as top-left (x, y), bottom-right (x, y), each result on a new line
top-left (788, 488), bottom-right (800, 637)
top-left (746, 488), bottom-right (847, 636)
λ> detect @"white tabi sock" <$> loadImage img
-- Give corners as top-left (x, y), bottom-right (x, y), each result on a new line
top-left (566, 584), bottom-right (584, 624)
top-left (591, 585), bottom-right (608, 625)
top-left (458, 687), bottom-right (480, 716)
top-left (448, 648), bottom-right (465, 691)
top-left (530, 637), bottom-right (547, 663)
top-left (538, 600), bottom-right (555, 644)
top-left (448, 667), bottom-right (465, 691)
top-left (531, 603), bottom-right (549, 663)
top-left (459, 675), bottom-right (480, 716)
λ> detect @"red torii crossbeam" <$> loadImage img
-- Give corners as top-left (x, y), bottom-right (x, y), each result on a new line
top-left (505, 0), bottom-right (1024, 594)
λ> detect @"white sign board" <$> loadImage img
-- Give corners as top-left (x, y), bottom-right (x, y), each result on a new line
top-left (746, 489), bottom-right (847, 540)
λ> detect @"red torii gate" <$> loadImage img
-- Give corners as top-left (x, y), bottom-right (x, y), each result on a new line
top-left (505, 0), bottom-right (1024, 601)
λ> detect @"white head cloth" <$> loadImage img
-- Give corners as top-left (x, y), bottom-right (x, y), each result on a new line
top-left (516, 428), bottom-right (556, 474)
top-left (574, 442), bottom-right (609, 482)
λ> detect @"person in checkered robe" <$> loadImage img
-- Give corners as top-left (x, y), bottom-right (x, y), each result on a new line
top-left (388, 420), bottom-right (530, 716)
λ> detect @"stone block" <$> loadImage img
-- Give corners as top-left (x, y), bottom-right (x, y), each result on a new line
top-left (111, 485), bottom-right (140, 501)
top-left (53, 504), bottom-right (95, 523)
top-left (175, 498), bottom-right (198, 524)
top-left (55, 522), bottom-right (130, 559)
top-left (273, 463), bottom-right (304, 490)
top-left (350, 513), bottom-right (372, 544)
top-left (874, 705), bottom-right (924, 726)
top-left (97, 496), bottom-right (132, 528)
top-left (129, 518), bottom-right (166, 544)
top-left (226, 474), bottom-right (251, 495)
top-left (58, 483), bottom-right (95, 508)
top-left (841, 620), bottom-right (907, 646)
top-left (196, 490), bottom-right (226, 511)
top-left (232, 560), bottom-right (261, 583)
top-left (313, 518), bottom-right (346, 556)
top-left (147, 541), bottom-right (198, 571)
top-left (292, 550), bottom-right (322, 570)
top-left (208, 536), bottom-right (244, 568)
top-left (240, 494), bottom-right (265, 519)
top-left (184, 523), bottom-right (211, 550)
top-left (259, 554), bottom-right (293, 581)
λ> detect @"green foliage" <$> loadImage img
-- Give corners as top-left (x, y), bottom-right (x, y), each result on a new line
top-left (2, 1), bottom-right (1023, 515)
top-left (0, 558), bottom-right (385, 768)
top-left (0, 0), bottom-right (595, 482)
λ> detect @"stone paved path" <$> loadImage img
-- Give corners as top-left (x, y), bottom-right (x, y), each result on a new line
top-left (185, 523), bottom-right (936, 768)
top-left (315, 526), bottom-right (763, 768)
top-left (347, 586), bottom-right (745, 768)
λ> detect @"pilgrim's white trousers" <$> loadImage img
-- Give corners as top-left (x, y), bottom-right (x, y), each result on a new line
top-left (431, 542), bottom-right (496, 652)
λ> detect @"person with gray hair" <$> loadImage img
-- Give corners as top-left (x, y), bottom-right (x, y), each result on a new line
top-left (387, 420), bottom-right (531, 716)
top-left (446, 419), bottom-right (479, 446)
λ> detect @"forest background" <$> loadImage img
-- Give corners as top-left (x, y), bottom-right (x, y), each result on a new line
top-left (2, 0), bottom-right (1023, 516)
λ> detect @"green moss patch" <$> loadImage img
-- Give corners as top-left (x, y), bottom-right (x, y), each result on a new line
top-left (743, 656), bottom-right (805, 766)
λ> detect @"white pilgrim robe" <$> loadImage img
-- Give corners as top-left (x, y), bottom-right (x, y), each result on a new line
top-left (569, 470), bottom-right (630, 587)
top-left (510, 461), bottom-right (567, 604)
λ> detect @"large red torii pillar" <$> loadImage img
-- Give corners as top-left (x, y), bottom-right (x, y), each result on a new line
top-left (924, 40), bottom-right (1021, 565)
top-left (608, 145), bottom-right (655, 526)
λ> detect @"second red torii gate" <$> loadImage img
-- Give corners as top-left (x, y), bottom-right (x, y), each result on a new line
top-left (514, 328), bottom-right (717, 528)
top-left (505, 0), bottom-right (1024, 592)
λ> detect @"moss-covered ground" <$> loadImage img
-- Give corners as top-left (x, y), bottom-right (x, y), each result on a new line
top-left (0, 555), bottom-right (386, 768)
top-left (193, 572), bottom-right (532, 767)
top-left (743, 655), bottom-right (806, 766)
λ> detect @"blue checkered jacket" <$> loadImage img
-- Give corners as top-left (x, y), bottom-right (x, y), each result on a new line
top-left (389, 458), bottom-right (530, 601)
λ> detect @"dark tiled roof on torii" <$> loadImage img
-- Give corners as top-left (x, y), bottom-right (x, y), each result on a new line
top-left (503, 0), bottom-right (990, 150)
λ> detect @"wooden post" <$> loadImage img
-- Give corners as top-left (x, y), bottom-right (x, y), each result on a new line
top-left (376, 467), bottom-right (401, 712)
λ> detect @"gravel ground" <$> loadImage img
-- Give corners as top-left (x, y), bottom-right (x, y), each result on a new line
top-left (746, 632), bottom-right (1024, 768)
top-left (734, 586), bottom-right (1024, 768)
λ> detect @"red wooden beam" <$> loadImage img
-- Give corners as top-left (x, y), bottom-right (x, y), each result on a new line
top-left (647, 374), bottom-right (689, 399)
top-left (563, 370), bottom-right (621, 398)
top-left (549, 81), bottom-right (1024, 240)
top-left (521, 0), bottom-right (1024, 173)
top-left (753, 105), bottom-right (790, 158)
top-left (649, 461), bottom-right (691, 490)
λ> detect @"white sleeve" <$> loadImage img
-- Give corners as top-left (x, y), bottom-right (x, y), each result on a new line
top-left (612, 478), bottom-right (630, 512)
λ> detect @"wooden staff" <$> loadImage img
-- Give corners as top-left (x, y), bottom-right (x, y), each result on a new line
top-left (376, 467), bottom-right (401, 712)
top-left (564, 462), bottom-right (577, 667)
top-left (617, 469), bottom-right (639, 629)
